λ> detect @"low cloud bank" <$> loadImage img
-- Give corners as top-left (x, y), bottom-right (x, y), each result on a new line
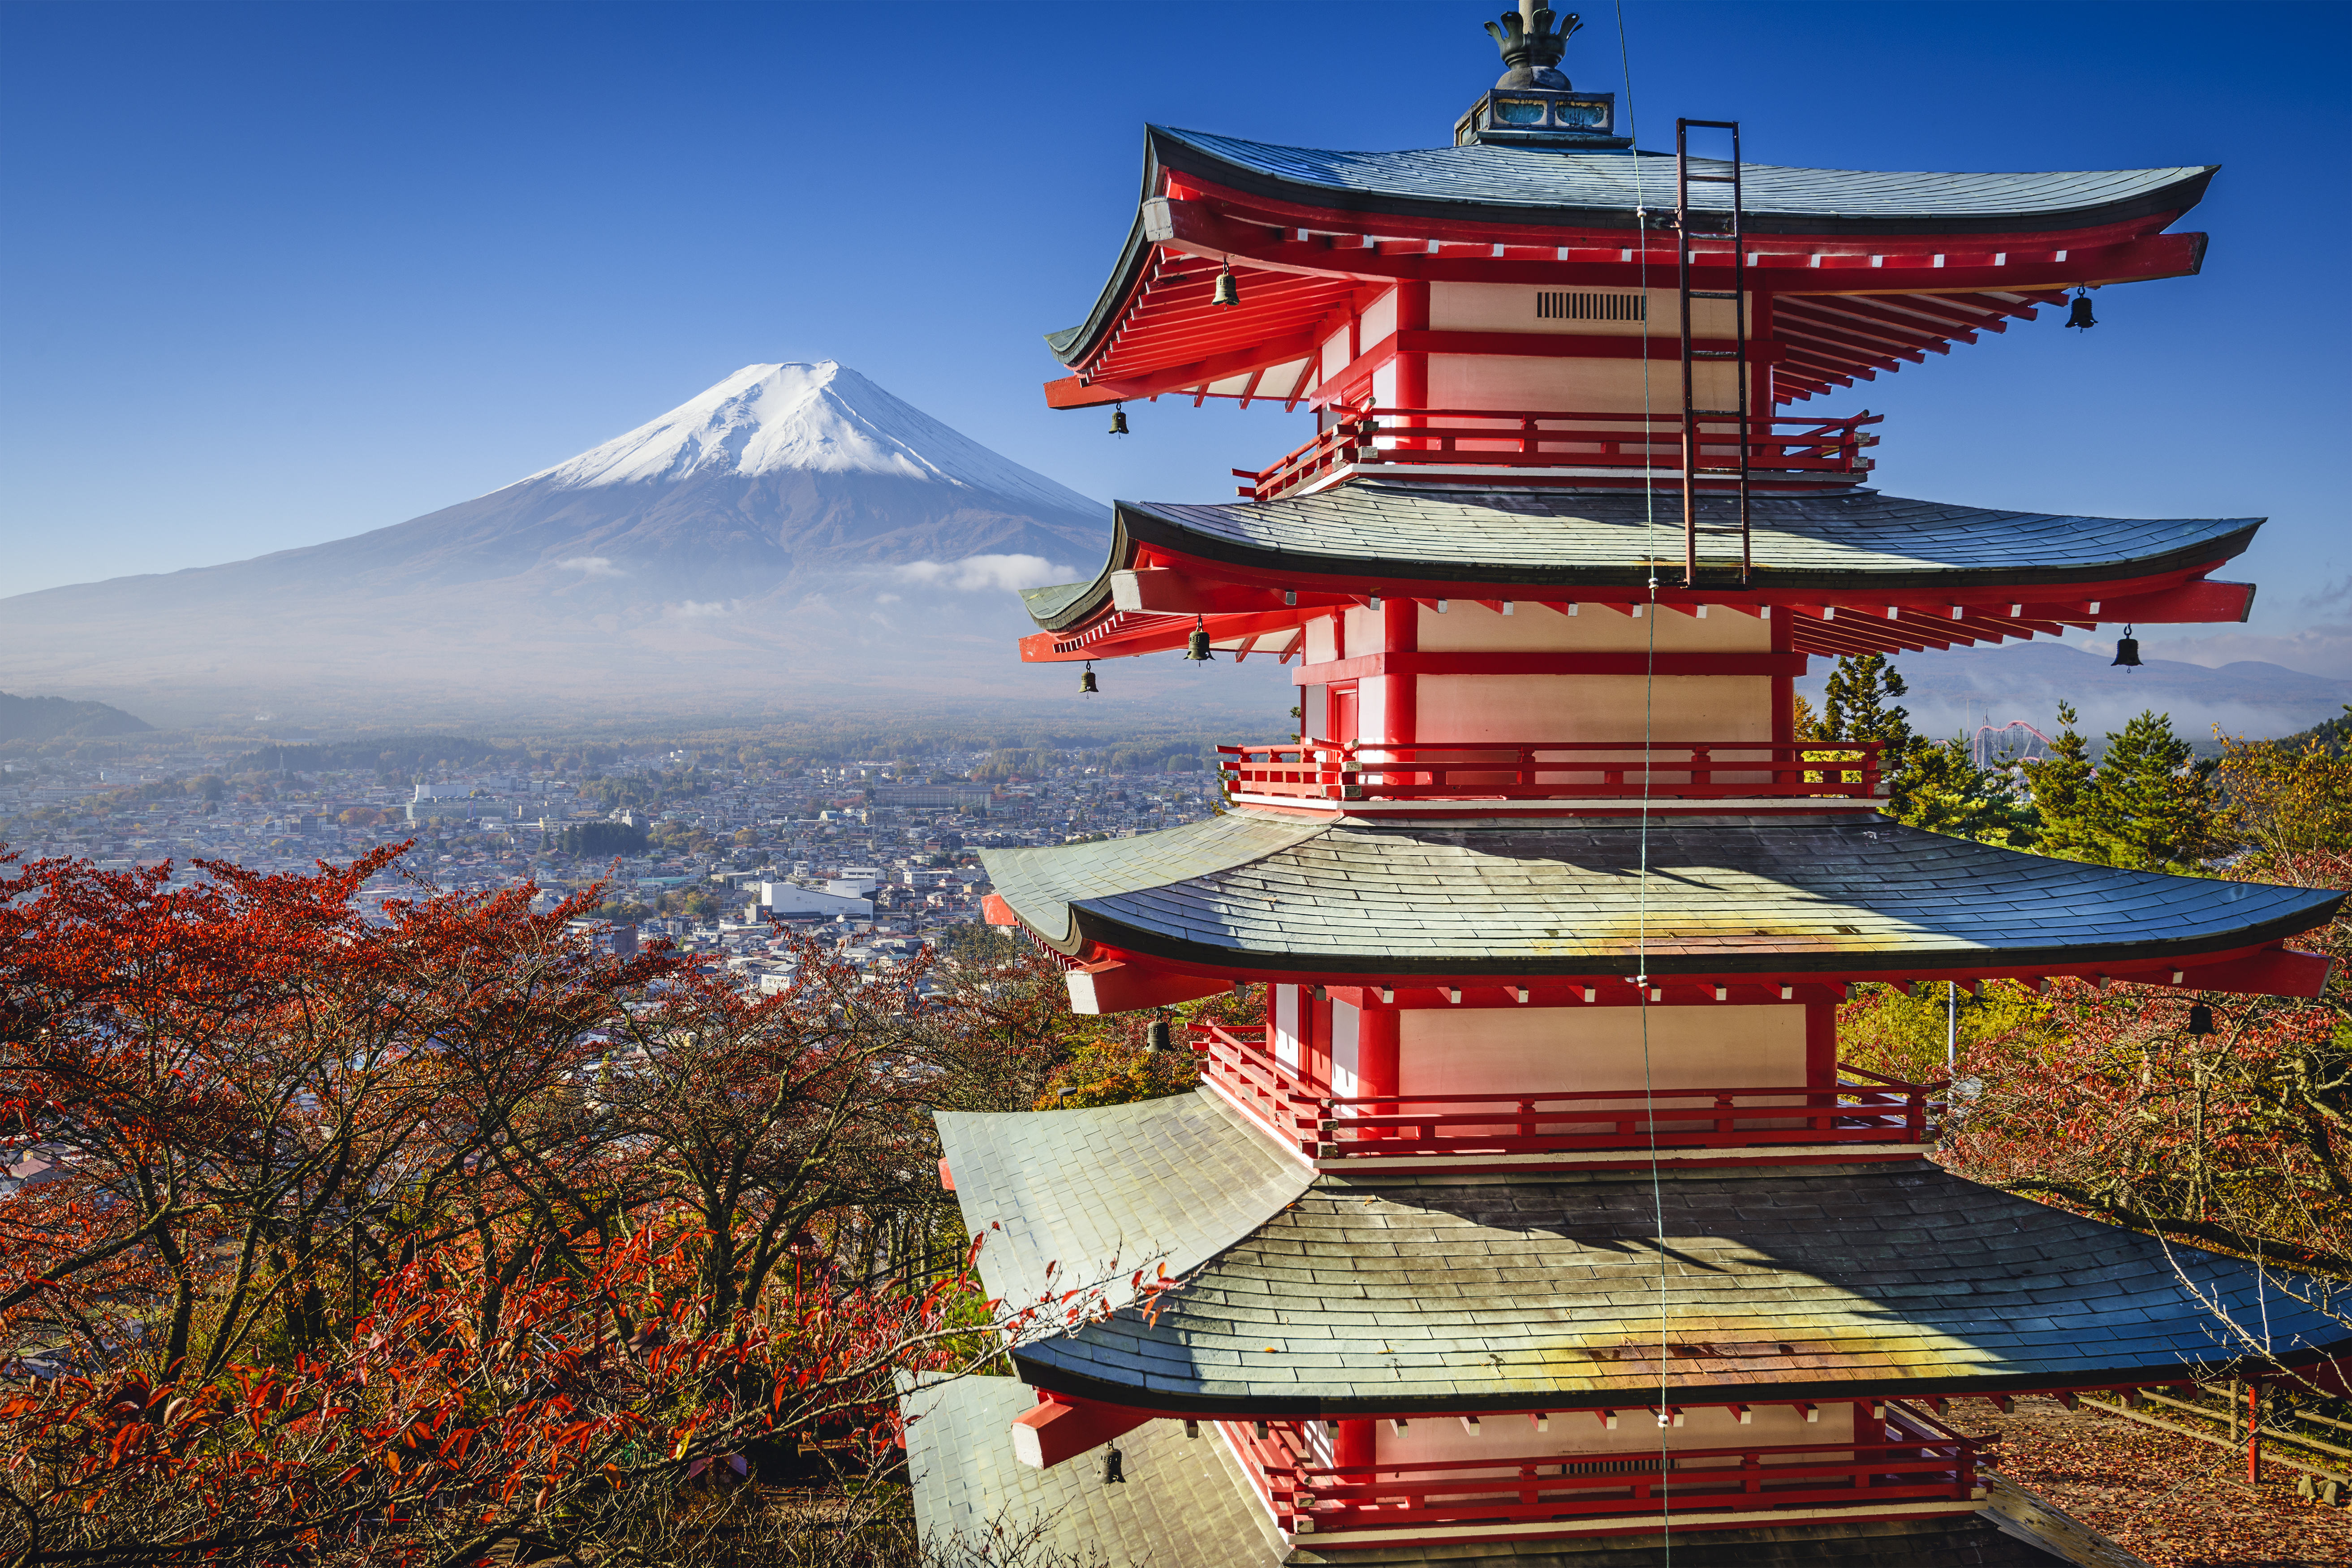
top-left (896, 554), bottom-right (1075, 593)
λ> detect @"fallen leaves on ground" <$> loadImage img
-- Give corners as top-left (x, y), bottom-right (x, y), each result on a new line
top-left (1959, 1395), bottom-right (2352, 1566)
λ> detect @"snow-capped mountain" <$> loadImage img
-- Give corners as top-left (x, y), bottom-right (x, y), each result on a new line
top-left (526, 362), bottom-right (1099, 521)
top-left (0, 363), bottom-right (1189, 721)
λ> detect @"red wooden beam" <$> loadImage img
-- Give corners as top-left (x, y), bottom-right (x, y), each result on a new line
top-left (1044, 329), bottom-right (1321, 409)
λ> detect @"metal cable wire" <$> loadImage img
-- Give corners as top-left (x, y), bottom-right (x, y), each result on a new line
top-left (1615, 0), bottom-right (1675, 1545)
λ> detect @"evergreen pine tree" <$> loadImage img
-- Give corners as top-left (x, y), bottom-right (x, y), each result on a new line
top-left (1891, 735), bottom-right (2037, 846)
top-left (2085, 709), bottom-right (2214, 871)
top-left (2023, 702), bottom-right (2098, 859)
top-left (1822, 654), bottom-right (1918, 812)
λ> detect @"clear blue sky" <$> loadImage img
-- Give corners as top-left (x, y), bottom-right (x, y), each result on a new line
top-left (4, 2), bottom-right (2346, 673)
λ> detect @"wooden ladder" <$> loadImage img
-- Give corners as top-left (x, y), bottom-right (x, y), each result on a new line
top-left (1676, 117), bottom-right (1750, 587)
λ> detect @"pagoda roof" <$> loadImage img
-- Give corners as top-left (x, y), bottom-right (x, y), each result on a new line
top-left (1043, 129), bottom-right (2215, 403)
top-left (980, 811), bottom-right (2338, 982)
top-left (1019, 485), bottom-right (2260, 648)
top-left (941, 1091), bottom-right (2351, 1415)
top-left (902, 1371), bottom-right (2059, 1564)
top-left (1148, 127), bottom-right (2214, 246)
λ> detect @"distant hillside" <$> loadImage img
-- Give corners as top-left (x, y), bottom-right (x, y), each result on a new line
top-left (0, 691), bottom-right (153, 745)
top-left (2275, 704), bottom-right (2352, 755)
top-left (1797, 642), bottom-right (2352, 743)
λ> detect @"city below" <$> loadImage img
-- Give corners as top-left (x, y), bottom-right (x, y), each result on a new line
top-left (0, 741), bottom-right (1229, 989)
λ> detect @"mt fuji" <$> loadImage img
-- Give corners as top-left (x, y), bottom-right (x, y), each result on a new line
top-left (0, 363), bottom-right (1202, 724)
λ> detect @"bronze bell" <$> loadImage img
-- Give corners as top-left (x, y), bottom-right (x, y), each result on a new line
top-left (2063, 290), bottom-right (2098, 330)
top-left (2187, 1003), bottom-right (2215, 1035)
top-left (1108, 403), bottom-right (1129, 436)
top-left (2111, 625), bottom-right (2141, 668)
top-left (1104, 1445), bottom-right (1125, 1484)
top-left (1212, 265), bottom-right (1240, 308)
top-left (1185, 619), bottom-right (1213, 661)
top-left (1145, 1017), bottom-right (1171, 1053)
top-left (1079, 663), bottom-right (1098, 695)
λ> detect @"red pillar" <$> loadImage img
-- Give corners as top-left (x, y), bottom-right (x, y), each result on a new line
top-left (1805, 1000), bottom-right (1837, 1089)
top-left (2248, 1378), bottom-right (2263, 1484)
top-left (1357, 1007), bottom-right (1400, 1139)
top-left (1381, 593), bottom-right (1418, 756)
top-left (1335, 1417), bottom-right (1377, 1472)
top-left (1393, 281), bottom-right (1430, 444)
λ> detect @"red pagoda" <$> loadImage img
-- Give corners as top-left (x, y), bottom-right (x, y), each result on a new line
top-left (905, 6), bottom-right (2350, 1561)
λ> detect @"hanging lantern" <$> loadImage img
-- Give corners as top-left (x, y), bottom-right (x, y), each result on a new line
top-left (1185, 617), bottom-right (1213, 662)
top-left (2111, 625), bottom-right (2142, 668)
top-left (2063, 289), bottom-right (2098, 330)
top-left (1079, 661), bottom-right (1099, 696)
top-left (1212, 263), bottom-right (1240, 309)
top-left (2187, 1004), bottom-right (2215, 1036)
top-left (1107, 402), bottom-right (1129, 437)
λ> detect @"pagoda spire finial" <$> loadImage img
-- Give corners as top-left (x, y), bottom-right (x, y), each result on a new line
top-left (1484, 1), bottom-right (1580, 90)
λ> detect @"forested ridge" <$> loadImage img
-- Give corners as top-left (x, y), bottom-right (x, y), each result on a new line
top-left (0, 661), bottom-right (2344, 1564)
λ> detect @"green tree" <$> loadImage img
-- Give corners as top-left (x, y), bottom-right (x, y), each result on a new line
top-left (2085, 710), bottom-right (2215, 871)
top-left (1822, 654), bottom-right (1917, 812)
top-left (1888, 736), bottom-right (2036, 846)
top-left (2022, 702), bottom-right (2098, 859)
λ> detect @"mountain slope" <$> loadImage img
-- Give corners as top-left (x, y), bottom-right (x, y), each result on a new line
top-left (0, 363), bottom-right (1196, 720)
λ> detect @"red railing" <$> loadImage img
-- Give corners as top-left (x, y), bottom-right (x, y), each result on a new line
top-left (1233, 407), bottom-right (1882, 502)
top-left (1223, 1404), bottom-right (1977, 1536)
top-left (1190, 1023), bottom-right (1941, 1161)
top-left (1218, 739), bottom-right (1883, 803)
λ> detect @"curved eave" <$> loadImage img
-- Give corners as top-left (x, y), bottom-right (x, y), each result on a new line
top-left (1045, 127), bottom-right (2215, 370)
top-left (940, 1096), bottom-right (2352, 1417)
top-left (1151, 127), bottom-right (2217, 241)
top-left (1015, 494), bottom-right (2262, 639)
top-left (979, 813), bottom-right (2344, 983)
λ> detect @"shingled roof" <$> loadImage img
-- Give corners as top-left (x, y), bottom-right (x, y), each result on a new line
top-left (939, 1091), bottom-right (2350, 1418)
top-left (981, 811), bottom-right (2340, 980)
top-left (903, 1373), bottom-right (2073, 1566)
top-left (1017, 486), bottom-right (2261, 634)
top-left (1152, 127), bottom-right (2214, 238)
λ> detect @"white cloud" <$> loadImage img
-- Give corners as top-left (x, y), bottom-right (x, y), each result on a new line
top-left (670, 599), bottom-right (733, 618)
top-left (896, 553), bottom-right (1075, 592)
top-left (874, 592), bottom-right (902, 604)
top-left (556, 556), bottom-right (625, 579)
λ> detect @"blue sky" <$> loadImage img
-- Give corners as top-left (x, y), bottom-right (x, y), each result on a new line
top-left (4, 1), bottom-right (2346, 673)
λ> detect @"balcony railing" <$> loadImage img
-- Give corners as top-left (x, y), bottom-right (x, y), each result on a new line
top-left (1232, 406), bottom-right (1882, 503)
top-left (1223, 1404), bottom-right (1979, 1538)
top-left (1218, 739), bottom-right (1883, 803)
top-left (1191, 1023), bottom-right (1941, 1163)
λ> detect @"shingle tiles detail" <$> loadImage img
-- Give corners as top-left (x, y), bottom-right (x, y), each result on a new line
top-left (980, 811), bottom-right (2340, 976)
top-left (942, 1092), bottom-right (2348, 1413)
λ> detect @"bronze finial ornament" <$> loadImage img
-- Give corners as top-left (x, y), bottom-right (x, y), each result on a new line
top-left (1485, 0), bottom-right (1581, 90)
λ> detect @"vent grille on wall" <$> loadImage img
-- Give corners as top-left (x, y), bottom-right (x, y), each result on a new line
top-left (1536, 291), bottom-right (1647, 322)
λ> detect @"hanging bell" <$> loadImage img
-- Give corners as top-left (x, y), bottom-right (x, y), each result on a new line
top-left (1145, 1017), bottom-right (1170, 1053)
top-left (1212, 264), bottom-right (1240, 309)
top-left (1079, 662), bottom-right (1099, 696)
top-left (1185, 618), bottom-right (1213, 662)
top-left (2187, 1004), bottom-right (2215, 1036)
top-left (1104, 1445), bottom-right (1126, 1484)
top-left (2111, 625), bottom-right (2142, 668)
top-left (1107, 402), bottom-right (1129, 437)
top-left (2063, 289), bottom-right (2098, 330)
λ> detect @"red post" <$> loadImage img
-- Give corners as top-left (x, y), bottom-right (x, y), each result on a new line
top-left (1357, 1008), bottom-right (1401, 1142)
top-left (2248, 1378), bottom-right (2263, 1484)
top-left (1394, 281), bottom-right (1430, 448)
top-left (1336, 1418), bottom-right (1376, 1471)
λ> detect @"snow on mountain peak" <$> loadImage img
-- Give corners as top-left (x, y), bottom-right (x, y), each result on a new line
top-left (511, 362), bottom-right (1099, 517)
